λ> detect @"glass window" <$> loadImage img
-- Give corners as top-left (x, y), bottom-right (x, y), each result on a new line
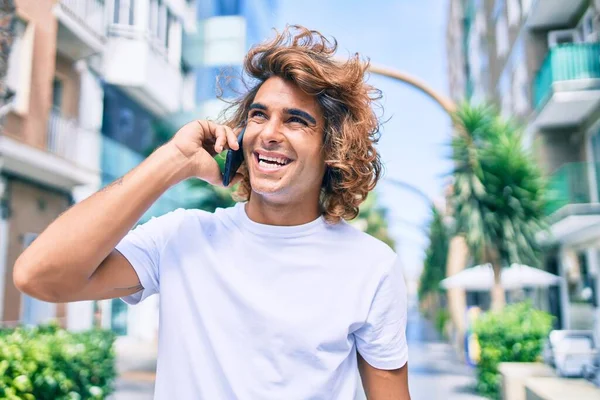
top-left (113, 0), bottom-right (135, 25)
top-left (52, 78), bottom-right (63, 112)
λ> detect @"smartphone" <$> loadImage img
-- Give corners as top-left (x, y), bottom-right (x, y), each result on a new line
top-left (222, 127), bottom-right (245, 187)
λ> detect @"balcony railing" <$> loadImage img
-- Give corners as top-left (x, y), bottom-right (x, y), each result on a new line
top-left (58, 0), bottom-right (106, 39)
top-left (533, 42), bottom-right (600, 110)
top-left (47, 111), bottom-right (78, 161)
top-left (546, 162), bottom-right (598, 215)
top-left (47, 110), bottom-right (101, 172)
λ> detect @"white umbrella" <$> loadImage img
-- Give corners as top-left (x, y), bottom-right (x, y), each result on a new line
top-left (502, 263), bottom-right (562, 289)
top-left (439, 264), bottom-right (495, 291)
top-left (439, 263), bottom-right (562, 291)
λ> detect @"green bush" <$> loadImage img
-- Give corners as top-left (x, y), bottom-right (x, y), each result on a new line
top-left (0, 322), bottom-right (117, 400)
top-left (473, 301), bottom-right (553, 399)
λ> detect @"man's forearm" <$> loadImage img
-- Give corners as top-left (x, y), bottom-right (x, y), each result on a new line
top-left (13, 143), bottom-right (190, 295)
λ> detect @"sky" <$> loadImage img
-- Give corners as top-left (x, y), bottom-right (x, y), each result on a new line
top-left (274, 0), bottom-right (454, 279)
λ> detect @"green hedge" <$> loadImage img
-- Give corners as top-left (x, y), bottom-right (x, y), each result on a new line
top-left (0, 323), bottom-right (117, 400)
top-left (473, 301), bottom-right (553, 399)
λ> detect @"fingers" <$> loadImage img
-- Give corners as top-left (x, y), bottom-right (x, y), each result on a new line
top-left (212, 124), bottom-right (227, 153)
top-left (202, 121), bottom-right (239, 154)
top-left (224, 125), bottom-right (240, 151)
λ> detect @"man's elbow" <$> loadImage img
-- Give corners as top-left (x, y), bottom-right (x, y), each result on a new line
top-left (13, 258), bottom-right (65, 303)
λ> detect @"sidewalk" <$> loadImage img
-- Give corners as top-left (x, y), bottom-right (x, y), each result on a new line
top-left (404, 305), bottom-right (485, 400)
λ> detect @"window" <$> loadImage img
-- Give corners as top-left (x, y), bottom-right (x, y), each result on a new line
top-left (111, 298), bottom-right (128, 336)
top-left (113, 0), bottom-right (135, 25)
top-left (579, 8), bottom-right (598, 43)
top-left (157, 0), bottom-right (168, 46)
top-left (149, 0), bottom-right (158, 37)
top-left (52, 78), bottom-right (63, 113)
top-left (5, 18), bottom-right (34, 115)
top-left (548, 29), bottom-right (582, 47)
top-left (165, 9), bottom-right (173, 48)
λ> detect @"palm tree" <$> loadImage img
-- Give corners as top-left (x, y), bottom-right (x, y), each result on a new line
top-left (419, 206), bottom-right (450, 302)
top-left (449, 103), bottom-right (548, 310)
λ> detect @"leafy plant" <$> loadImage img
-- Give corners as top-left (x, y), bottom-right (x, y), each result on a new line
top-left (419, 206), bottom-right (449, 300)
top-left (0, 322), bottom-right (117, 399)
top-left (473, 301), bottom-right (553, 399)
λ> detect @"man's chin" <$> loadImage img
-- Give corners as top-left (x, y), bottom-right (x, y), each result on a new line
top-left (249, 178), bottom-right (289, 198)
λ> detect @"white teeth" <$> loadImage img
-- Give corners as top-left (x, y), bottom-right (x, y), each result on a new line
top-left (257, 155), bottom-right (290, 165)
top-left (258, 160), bottom-right (283, 169)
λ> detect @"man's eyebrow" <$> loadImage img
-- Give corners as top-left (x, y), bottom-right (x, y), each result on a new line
top-left (249, 103), bottom-right (268, 111)
top-left (284, 108), bottom-right (317, 125)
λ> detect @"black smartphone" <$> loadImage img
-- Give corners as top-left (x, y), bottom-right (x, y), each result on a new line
top-left (222, 127), bottom-right (245, 187)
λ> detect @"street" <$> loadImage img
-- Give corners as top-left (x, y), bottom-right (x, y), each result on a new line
top-left (111, 304), bottom-right (484, 400)
top-left (403, 305), bottom-right (485, 400)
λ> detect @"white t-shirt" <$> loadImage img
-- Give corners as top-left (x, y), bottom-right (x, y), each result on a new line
top-left (116, 202), bottom-right (408, 399)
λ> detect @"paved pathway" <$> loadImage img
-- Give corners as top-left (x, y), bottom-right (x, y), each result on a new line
top-left (403, 305), bottom-right (485, 400)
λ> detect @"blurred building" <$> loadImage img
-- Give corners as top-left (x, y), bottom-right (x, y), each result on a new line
top-left (1, 0), bottom-right (198, 344)
top-left (175, 0), bottom-right (278, 123)
top-left (446, 0), bottom-right (600, 332)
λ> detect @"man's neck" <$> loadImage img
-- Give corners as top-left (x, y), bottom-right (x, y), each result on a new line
top-left (245, 194), bottom-right (321, 226)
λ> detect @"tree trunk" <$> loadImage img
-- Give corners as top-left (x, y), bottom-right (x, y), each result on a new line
top-left (0, 0), bottom-right (16, 114)
top-left (490, 258), bottom-right (506, 311)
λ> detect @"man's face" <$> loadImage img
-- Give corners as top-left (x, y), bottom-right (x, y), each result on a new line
top-left (243, 76), bottom-right (326, 203)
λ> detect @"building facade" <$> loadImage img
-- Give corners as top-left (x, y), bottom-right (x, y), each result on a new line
top-left (1, 0), bottom-right (198, 344)
top-left (177, 0), bottom-right (278, 121)
top-left (446, 0), bottom-right (600, 333)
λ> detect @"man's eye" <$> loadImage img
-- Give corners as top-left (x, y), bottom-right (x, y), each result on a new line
top-left (288, 116), bottom-right (307, 125)
top-left (250, 111), bottom-right (266, 119)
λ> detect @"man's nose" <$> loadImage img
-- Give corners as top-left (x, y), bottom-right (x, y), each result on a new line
top-left (259, 119), bottom-right (284, 145)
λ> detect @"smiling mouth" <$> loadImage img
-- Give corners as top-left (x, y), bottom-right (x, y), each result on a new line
top-left (255, 153), bottom-right (292, 169)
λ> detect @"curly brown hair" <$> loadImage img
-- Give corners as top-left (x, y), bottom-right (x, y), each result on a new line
top-left (219, 25), bottom-right (383, 224)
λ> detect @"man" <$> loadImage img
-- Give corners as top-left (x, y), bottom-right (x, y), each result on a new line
top-left (14, 26), bottom-right (410, 399)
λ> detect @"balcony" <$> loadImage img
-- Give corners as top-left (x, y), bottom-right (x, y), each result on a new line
top-left (54, 0), bottom-right (106, 60)
top-left (542, 162), bottom-right (600, 245)
top-left (100, 136), bottom-right (190, 223)
top-left (532, 42), bottom-right (600, 129)
top-left (104, 25), bottom-right (183, 116)
top-left (526, 0), bottom-right (587, 30)
top-left (0, 111), bottom-right (100, 191)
